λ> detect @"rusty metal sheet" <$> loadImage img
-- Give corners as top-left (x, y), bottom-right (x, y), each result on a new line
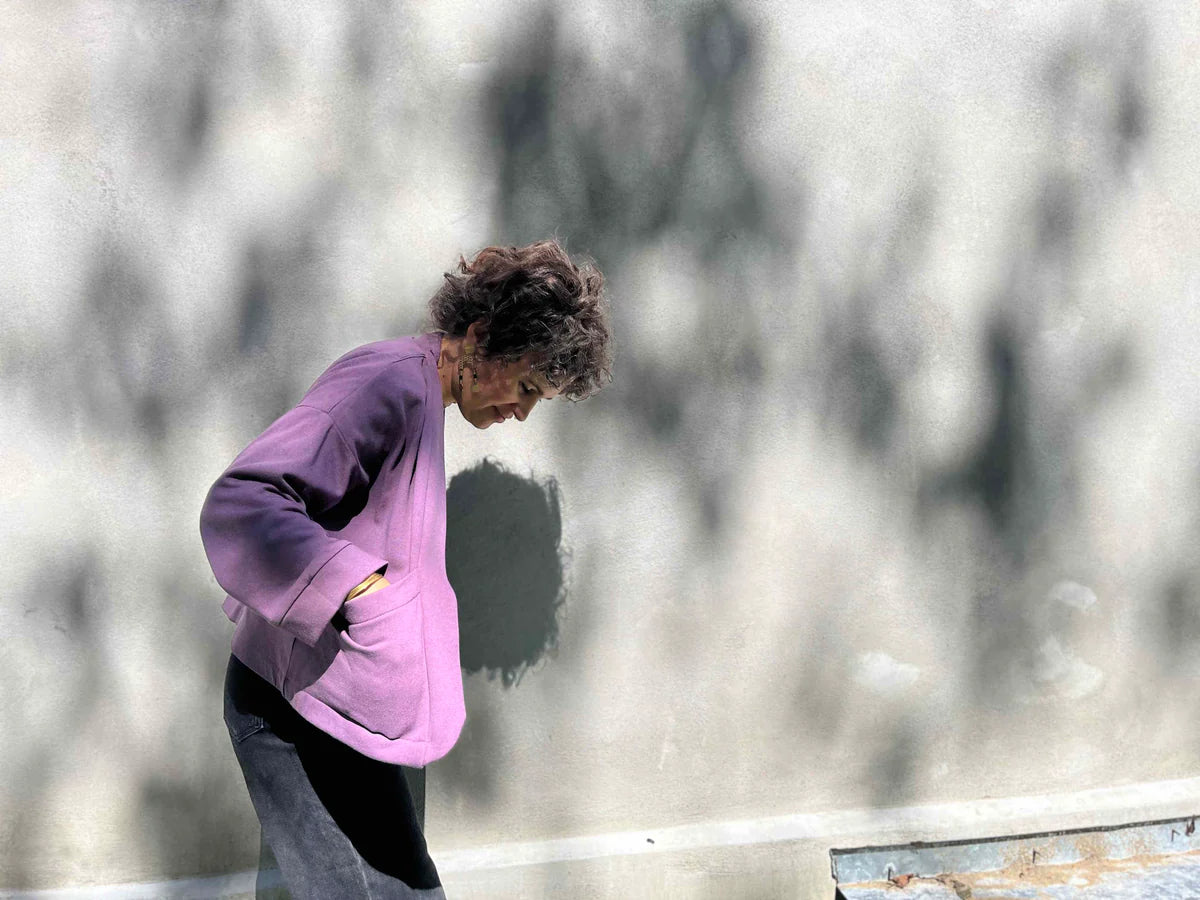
top-left (833, 816), bottom-right (1200, 899)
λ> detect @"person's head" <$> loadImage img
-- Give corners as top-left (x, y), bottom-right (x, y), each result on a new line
top-left (428, 240), bottom-right (613, 428)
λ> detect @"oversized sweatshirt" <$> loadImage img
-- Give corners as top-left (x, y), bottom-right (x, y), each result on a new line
top-left (199, 332), bottom-right (465, 766)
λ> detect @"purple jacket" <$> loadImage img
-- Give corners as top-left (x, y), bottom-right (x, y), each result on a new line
top-left (200, 332), bottom-right (465, 766)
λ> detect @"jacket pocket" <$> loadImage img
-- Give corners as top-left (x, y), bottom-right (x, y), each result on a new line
top-left (341, 573), bottom-right (419, 625)
top-left (311, 579), bottom-right (429, 741)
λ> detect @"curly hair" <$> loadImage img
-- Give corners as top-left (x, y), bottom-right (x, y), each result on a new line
top-left (426, 240), bottom-right (613, 401)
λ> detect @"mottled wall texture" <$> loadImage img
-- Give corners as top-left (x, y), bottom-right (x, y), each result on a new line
top-left (3, 0), bottom-right (1199, 896)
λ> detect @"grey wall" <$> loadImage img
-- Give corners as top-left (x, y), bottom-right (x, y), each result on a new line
top-left (3, 0), bottom-right (1199, 896)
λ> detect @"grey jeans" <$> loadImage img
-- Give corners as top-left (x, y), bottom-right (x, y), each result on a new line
top-left (223, 653), bottom-right (447, 899)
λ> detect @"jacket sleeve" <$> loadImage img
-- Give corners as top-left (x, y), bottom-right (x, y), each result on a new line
top-left (198, 401), bottom-right (393, 647)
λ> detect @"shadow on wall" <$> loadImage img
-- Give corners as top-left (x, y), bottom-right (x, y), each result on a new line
top-left (815, 174), bottom-right (937, 459)
top-left (787, 2), bottom-right (1150, 809)
top-left (894, 6), bottom-right (1146, 805)
top-left (6, 2), bottom-right (467, 891)
top-left (914, 5), bottom-right (1147, 720)
top-left (40, 184), bottom-right (351, 472)
top-left (434, 459), bottom-right (567, 819)
top-left (447, 458), bottom-right (567, 688)
top-left (459, 1), bottom-right (799, 845)
top-left (486, 0), bottom-right (797, 535)
top-left (2, 550), bottom-right (110, 888)
top-left (488, 3), bottom-right (782, 255)
top-left (73, 242), bottom-right (177, 451)
top-left (28, 1), bottom-right (410, 464)
top-left (1154, 457), bottom-right (1200, 697)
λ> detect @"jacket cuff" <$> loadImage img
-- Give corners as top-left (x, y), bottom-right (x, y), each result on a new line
top-left (281, 542), bottom-right (389, 646)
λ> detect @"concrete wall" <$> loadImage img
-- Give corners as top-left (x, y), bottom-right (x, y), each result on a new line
top-left (3, 0), bottom-right (1199, 896)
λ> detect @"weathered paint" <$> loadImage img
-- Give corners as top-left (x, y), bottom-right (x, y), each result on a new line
top-left (836, 818), bottom-right (1200, 899)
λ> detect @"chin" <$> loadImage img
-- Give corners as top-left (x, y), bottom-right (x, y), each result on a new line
top-left (457, 405), bottom-right (486, 428)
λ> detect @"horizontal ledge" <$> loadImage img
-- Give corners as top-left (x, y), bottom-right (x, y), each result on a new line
top-left (4, 776), bottom-right (1200, 896)
top-left (433, 775), bottom-right (1200, 872)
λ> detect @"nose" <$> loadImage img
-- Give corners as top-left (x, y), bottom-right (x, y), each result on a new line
top-left (512, 395), bottom-right (537, 422)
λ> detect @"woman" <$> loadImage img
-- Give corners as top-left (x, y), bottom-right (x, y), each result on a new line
top-left (200, 240), bottom-right (612, 898)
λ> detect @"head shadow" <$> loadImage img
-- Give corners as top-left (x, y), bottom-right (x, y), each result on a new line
top-left (447, 457), bottom-right (569, 688)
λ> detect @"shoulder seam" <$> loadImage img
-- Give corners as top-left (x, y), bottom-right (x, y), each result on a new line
top-left (301, 352), bottom-right (428, 419)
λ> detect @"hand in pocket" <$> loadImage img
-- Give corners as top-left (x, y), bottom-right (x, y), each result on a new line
top-left (357, 575), bottom-right (391, 597)
top-left (332, 574), bottom-right (391, 632)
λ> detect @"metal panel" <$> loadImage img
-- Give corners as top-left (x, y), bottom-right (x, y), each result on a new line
top-left (833, 816), bottom-right (1200, 898)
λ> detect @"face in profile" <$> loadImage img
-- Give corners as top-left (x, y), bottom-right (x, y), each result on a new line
top-left (458, 352), bottom-right (561, 429)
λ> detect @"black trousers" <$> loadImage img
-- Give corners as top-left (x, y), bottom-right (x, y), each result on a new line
top-left (223, 653), bottom-right (446, 899)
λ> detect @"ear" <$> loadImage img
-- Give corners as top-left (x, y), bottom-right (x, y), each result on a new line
top-left (466, 319), bottom-right (489, 352)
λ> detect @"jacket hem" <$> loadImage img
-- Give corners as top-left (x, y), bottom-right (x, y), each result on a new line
top-left (290, 690), bottom-right (453, 767)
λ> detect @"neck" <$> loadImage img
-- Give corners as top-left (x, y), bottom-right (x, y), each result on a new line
top-left (436, 333), bottom-right (466, 408)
